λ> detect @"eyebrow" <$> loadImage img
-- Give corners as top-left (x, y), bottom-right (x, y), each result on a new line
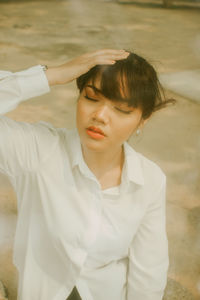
top-left (86, 85), bottom-right (103, 95)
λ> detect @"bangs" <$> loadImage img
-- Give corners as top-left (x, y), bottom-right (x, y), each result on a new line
top-left (77, 54), bottom-right (144, 109)
top-left (90, 63), bottom-right (135, 107)
top-left (76, 52), bottom-right (173, 119)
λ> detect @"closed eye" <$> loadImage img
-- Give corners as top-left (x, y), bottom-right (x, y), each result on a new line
top-left (84, 95), bottom-right (98, 102)
top-left (115, 107), bottom-right (132, 114)
top-left (84, 94), bottom-right (132, 114)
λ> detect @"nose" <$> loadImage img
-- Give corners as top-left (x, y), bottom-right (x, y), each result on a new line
top-left (92, 103), bottom-right (110, 124)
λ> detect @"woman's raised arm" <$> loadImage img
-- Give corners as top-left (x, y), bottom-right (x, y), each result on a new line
top-left (0, 49), bottom-right (129, 113)
top-left (0, 49), bottom-right (129, 177)
top-left (45, 49), bottom-right (129, 86)
top-left (0, 66), bottom-right (50, 115)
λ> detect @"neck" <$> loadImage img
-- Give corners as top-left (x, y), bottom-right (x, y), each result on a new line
top-left (82, 145), bottom-right (124, 187)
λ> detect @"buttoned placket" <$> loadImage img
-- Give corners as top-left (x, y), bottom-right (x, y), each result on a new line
top-left (74, 165), bottom-right (104, 300)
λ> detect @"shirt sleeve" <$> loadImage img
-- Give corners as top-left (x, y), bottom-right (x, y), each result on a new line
top-left (0, 65), bottom-right (57, 178)
top-left (0, 65), bottom-right (50, 114)
top-left (127, 176), bottom-right (169, 300)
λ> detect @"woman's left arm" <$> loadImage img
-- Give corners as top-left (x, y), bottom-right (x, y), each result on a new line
top-left (127, 176), bottom-right (169, 300)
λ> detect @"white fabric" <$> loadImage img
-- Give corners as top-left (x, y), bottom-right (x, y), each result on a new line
top-left (0, 66), bottom-right (169, 300)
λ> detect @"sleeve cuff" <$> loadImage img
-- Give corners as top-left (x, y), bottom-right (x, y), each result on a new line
top-left (16, 65), bottom-right (50, 101)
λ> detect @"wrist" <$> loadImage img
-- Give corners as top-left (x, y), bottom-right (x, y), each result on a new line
top-left (41, 64), bottom-right (48, 73)
top-left (44, 66), bottom-right (62, 86)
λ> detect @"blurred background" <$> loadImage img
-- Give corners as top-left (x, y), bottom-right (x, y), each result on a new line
top-left (0, 0), bottom-right (199, 299)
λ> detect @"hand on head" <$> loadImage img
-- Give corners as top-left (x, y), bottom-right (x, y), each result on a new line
top-left (45, 49), bottom-right (130, 86)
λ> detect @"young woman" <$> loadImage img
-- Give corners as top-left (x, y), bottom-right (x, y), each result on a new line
top-left (0, 49), bottom-right (173, 300)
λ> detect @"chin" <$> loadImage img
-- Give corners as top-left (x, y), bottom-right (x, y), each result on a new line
top-left (81, 138), bottom-right (107, 152)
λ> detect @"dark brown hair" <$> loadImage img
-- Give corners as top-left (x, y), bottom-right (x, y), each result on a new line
top-left (76, 52), bottom-right (175, 119)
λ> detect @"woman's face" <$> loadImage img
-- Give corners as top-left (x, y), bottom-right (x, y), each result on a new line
top-left (76, 79), bottom-right (145, 153)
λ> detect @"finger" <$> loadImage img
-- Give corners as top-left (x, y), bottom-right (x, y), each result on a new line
top-left (91, 52), bottom-right (129, 63)
top-left (94, 57), bottom-right (127, 66)
top-left (96, 60), bottom-right (116, 65)
top-left (91, 49), bottom-right (128, 56)
top-left (106, 52), bottom-right (130, 59)
top-left (95, 53), bottom-right (129, 64)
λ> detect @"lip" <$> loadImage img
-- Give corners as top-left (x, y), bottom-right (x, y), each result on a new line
top-left (87, 126), bottom-right (105, 135)
top-left (86, 126), bottom-right (106, 140)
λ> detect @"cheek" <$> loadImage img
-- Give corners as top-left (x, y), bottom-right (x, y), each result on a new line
top-left (112, 124), bottom-right (132, 144)
top-left (116, 118), bottom-right (140, 139)
top-left (76, 99), bottom-right (92, 130)
top-left (76, 100), bottom-right (85, 122)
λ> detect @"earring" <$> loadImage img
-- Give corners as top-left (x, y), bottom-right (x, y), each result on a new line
top-left (136, 128), bottom-right (140, 136)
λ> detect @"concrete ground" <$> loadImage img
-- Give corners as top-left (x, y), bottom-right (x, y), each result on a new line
top-left (0, 0), bottom-right (199, 299)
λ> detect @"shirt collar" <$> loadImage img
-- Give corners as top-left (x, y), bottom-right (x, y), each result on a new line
top-left (68, 128), bottom-right (84, 169)
top-left (68, 129), bottom-right (97, 182)
top-left (67, 129), bottom-right (144, 186)
top-left (122, 142), bottom-right (145, 186)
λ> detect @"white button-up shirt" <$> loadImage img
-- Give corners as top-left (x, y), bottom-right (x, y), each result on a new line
top-left (0, 66), bottom-right (169, 300)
